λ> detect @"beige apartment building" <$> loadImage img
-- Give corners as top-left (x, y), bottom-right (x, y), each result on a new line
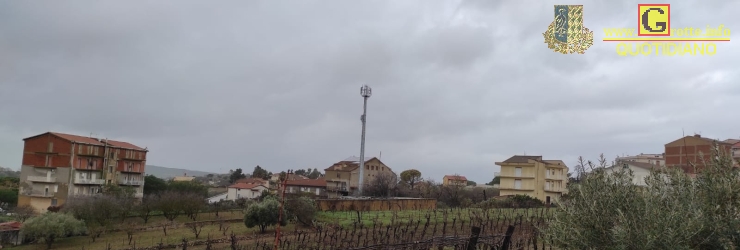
top-left (495, 155), bottom-right (568, 204)
top-left (19, 132), bottom-right (147, 213)
top-left (324, 156), bottom-right (395, 198)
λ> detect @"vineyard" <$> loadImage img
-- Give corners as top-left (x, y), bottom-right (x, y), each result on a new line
top-left (114, 208), bottom-right (555, 250)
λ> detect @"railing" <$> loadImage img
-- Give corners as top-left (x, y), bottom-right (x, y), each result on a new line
top-left (498, 174), bottom-right (535, 178)
top-left (74, 178), bottom-right (105, 185)
top-left (118, 179), bottom-right (144, 186)
top-left (24, 190), bottom-right (56, 197)
top-left (27, 176), bottom-right (56, 182)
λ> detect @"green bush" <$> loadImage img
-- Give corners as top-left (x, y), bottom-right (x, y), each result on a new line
top-left (544, 152), bottom-right (740, 249)
top-left (243, 196), bottom-right (286, 233)
top-left (473, 195), bottom-right (544, 209)
top-left (285, 197), bottom-right (317, 227)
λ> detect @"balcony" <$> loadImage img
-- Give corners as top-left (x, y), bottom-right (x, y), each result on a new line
top-left (25, 190), bottom-right (56, 198)
top-left (27, 176), bottom-right (56, 183)
top-left (498, 174), bottom-right (535, 179)
top-left (118, 178), bottom-right (143, 186)
top-left (74, 178), bottom-right (105, 185)
top-left (326, 186), bottom-right (348, 192)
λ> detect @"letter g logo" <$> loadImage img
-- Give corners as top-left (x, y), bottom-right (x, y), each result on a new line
top-left (637, 4), bottom-right (671, 36)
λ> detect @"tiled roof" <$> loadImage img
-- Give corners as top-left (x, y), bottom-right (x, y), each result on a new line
top-left (24, 132), bottom-right (146, 150)
top-left (235, 178), bottom-right (268, 184)
top-left (324, 162), bottom-right (360, 172)
top-left (0, 221), bottom-right (21, 231)
top-left (285, 178), bottom-right (326, 187)
top-left (228, 183), bottom-right (266, 190)
top-left (444, 175), bottom-right (467, 181)
top-left (502, 155), bottom-right (542, 163)
top-left (724, 139), bottom-right (740, 144)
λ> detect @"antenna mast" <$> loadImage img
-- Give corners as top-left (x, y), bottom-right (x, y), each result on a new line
top-left (357, 85), bottom-right (372, 196)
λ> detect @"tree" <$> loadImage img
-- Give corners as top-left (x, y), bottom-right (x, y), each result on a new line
top-left (243, 197), bottom-right (286, 233)
top-left (362, 171), bottom-right (398, 197)
top-left (466, 180), bottom-right (477, 186)
top-left (156, 191), bottom-right (184, 222)
top-left (21, 212), bottom-right (86, 249)
top-left (285, 197), bottom-right (317, 227)
top-left (144, 175), bottom-right (168, 195)
top-left (308, 168), bottom-right (322, 179)
top-left (400, 169), bottom-right (423, 189)
top-left (252, 166), bottom-right (270, 180)
top-left (229, 168), bottom-right (247, 184)
top-left (136, 195), bottom-right (156, 224)
top-left (63, 196), bottom-right (120, 242)
top-left (486, 176), bottom-right (500, 185)
top-left (168, 181), bottom-right (208, 197)
top-left (13, 205), bottom-right (36, 222)
top-left (181, 192), bottom-right (207, 221)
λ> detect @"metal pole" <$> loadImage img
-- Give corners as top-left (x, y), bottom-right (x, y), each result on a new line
top-left (358, 96), bottom-right (368, 196)
top-left (358, 85), bottom-right (371, 196)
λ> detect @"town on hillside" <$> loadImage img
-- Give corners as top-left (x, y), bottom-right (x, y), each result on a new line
top-left (0, 131), bottom-right (737, 248)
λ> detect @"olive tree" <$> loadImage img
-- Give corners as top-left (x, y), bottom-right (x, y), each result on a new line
top-left (243, 196), bottom-right (286, 233)
top-left (21, 212), bottom-right (86, 249)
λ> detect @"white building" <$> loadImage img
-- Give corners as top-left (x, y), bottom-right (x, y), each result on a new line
top-left (226, 183), bottom-right (268, 200)
top-left (603, 161), bottom-right (657, 186)
top-left (615, 153), bottom-right (664, 167)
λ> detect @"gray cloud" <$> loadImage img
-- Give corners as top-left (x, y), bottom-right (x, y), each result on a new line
top-left (1, 0), bottom-right (738, 184)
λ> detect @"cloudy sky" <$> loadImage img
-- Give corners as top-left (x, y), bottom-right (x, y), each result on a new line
top-left (0, 1), bottom-right (738, 184)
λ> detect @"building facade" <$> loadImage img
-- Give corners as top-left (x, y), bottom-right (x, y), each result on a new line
top-left (284, 178), bottom-right (327, 197)
top-left (615, 153), bottom-right (664, 167)
top-left (495, 155), bottom-right (569, 204)
top-left (442, 175), bottom-right (467, 186)
top-left (226, 183), bottom-right (268, 200)
top-left (664, 134), bottom-right (733, 174)
top-left (603, 161), bottom-right (657, 186)
top-left (324, 156), bottom-right (395, 198)
top-left (19, 132), bottom-right (147, 213)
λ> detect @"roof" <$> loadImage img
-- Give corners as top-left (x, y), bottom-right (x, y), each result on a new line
top-left (325, 156), bottom-right (390, 172)
top-left (501, 155), bottom-right (543, 163)
top-left (341, 156), bottom-right (379, 162)
top-left (172, 176), bottom-right (196, 182)
top-left (228, 183), bottom-right (267, 190)
top-left (0, 221), bottom-right (21, 232)
top-left (235, 178), bottom-right (268, 184)
top-left (443, 175), bottom-right (467, 181)
top-left (724, 139), bottom-right (740, 144)
top-left (666, 135), bottom-right (734, 146)
top-left (23, 132), bottom-right (146, 151)
top-left (285, 178), bottom-right (327, 187)
top-left (612, 161), bottom-right (658, 171)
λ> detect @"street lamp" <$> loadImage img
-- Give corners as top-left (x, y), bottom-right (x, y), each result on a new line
top-left (357, 85), bottom-right (372, 196)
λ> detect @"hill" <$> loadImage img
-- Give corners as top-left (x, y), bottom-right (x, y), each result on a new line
top-left (145, 165), bottom-right (218, 179)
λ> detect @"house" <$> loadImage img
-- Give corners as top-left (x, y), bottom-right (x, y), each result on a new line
top-left (206, 192), bottom-right (228, 204)
top-left (726, 139), bottom-right (740, 164)
top-left (324, 156), bottom-right (395, 198)
top-left (283, 178), bottom-right (327, 197)
top-left (615, 153), bottom-right (665, 167)
top-left (664, 134), bottom-right (734, 174)
top-left (234, 177), bottom-right (269, 188)
top-left (603, 161), bottom-right (658, 186)
top-left (495, 155), bottom-right (569, 204)
top-left (227, 183), bottom-right (268, 200)
top-left (172, 174), bottom-right (195, 182)
top-left (442, 175), bottom-right (467, 186)
top-left (271, 173), bottom-right (309, 190)
top-left (0, 221), bottom-right (22, 246)
top-left (18, 132), bottom-right (147, 213)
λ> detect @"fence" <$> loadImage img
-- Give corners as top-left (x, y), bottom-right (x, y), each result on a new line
top-left (118, 208), bottom-right (555, 250)
top-left (315, 198), bottom-right (437, 211)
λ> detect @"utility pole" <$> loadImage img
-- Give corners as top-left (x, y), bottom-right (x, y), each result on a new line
top-left (357, 85), bottom-right (372, 196)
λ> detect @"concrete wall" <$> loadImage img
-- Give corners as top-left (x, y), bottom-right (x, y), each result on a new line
top-left (316, 198), bottom-right (437, 211)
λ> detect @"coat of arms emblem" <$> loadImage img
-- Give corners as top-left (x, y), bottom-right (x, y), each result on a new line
top-left (543, 5), bottom-right (594, 54)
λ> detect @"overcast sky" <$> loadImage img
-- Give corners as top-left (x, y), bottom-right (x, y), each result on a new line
top-left (1, 1), bottom-right (738, 184)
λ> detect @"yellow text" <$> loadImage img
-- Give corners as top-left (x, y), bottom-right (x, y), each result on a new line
top-left (615, 43), bottom-right (717, 56)
top-left (604, 25), bottom-right (731, 37)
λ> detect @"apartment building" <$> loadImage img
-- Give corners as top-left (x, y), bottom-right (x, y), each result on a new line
top-left (324, 156), bottom-right (395, 198)
top-left (442, 175), bottom-right (467, 186)
top-left (615, 153), bottom-right (664, 167)
top-left (494, 155), bottom-right (569, 204)
top-left (284, 178), bottom-right (327, 197)
top-left (664, 134), bottom-right (733, 175)
top-left (725, 139), bottom-right (740, 164)
top-left (18, 132), bottom-right (147, 212)
top-left (603, 161), bottom-right (658, 186)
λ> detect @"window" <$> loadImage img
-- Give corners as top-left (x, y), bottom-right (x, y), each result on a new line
top-left (108, 166), bottom-right (113, 173)
top-left (514, 179), bottom-right (522, 189)
top-left (47, 142), bottom-right (53, 152)
top-left (515, 167), bottom-right (522, 177)
top-left (78, 145), bottom-right (83, 154)
top-left (51, 198), bottom-right (58, 206)
top-left (94, 147), bottom-right (99, 155)
top-left (545, 169), bottom-right (550, 178)
top-left (336, 173), bottom-right (340, 178)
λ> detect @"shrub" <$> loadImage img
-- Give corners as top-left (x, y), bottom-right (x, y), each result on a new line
top-left (544, 152), bottom-right (740, 249)
top-left (244, 196), bottom-right (287, 233)
top-left (22, 212), bottom-right (86, 249)
top-left (285, 197), bottom-right (317, 227)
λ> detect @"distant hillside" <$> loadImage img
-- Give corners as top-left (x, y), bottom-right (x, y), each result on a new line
top-left (145, 165), bottom-right (218, 180)
top-left (0, 166), bottom-right (19, 178)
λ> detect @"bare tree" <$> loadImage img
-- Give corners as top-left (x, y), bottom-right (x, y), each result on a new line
top-left (123, 220), bottom-right (139, 245)
top-left (181, 192), bottom-right (207, 221)
top-left (135, 195), bottom-right (155, 224)
top-left (12, 205), bottom-right (36, 222)
top-left (362, 171), bottom-right (398, 197)
top-left (156, 191), bottom-right (183, 222)
top-left (63, 195), bottom-right (120, 242)
top-left (218, 218), bottom-right (231, 236)
top-left (188, 221), bottom-right (206, 239)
